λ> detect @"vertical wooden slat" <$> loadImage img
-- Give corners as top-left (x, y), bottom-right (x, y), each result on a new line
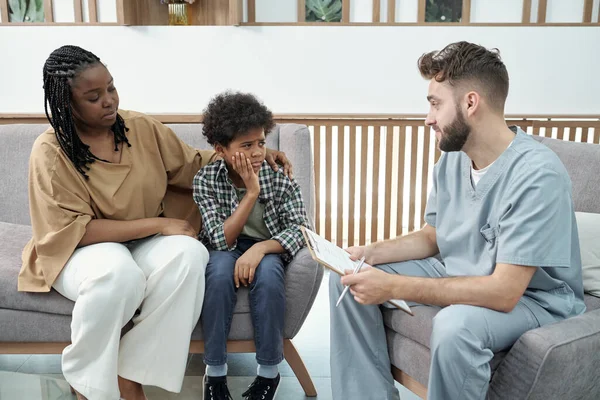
top-left (522, 0), bottom-right (531, 23)
top-left (88, 0), bottom-right (97, 22)
top-left (116, 0), bottom-right (126, 24)
top-left (434, 146), bottom-right (442, 163)
top-left (342, 0), bottom-right (350, 22)
top-left (581, 128), bottom-right (589, 144)
top-left (74, 0), bottom-right (83, 22)
top-left (313, 125), bottom-right (321, 235)
top-left (417, 0), bottom-right (426, 23)
top-left (348, 126), bottom-right (357, 247)
top-left (336, 126), bottom-right (345, 247)
top-left (371, 126), bottom-right (381, 244)
top-left (420, 128), bottom-right (431, 228)
top-left (388, 0), bottom-right (395, 23)
top-left (325, 125), bottom-right (333, 241)
top-left (1, 0), bottom-right (9, 23)
top-left (408, 126), bottom-right (419, 233)
top-left (373, 0), bottom-right (380, 22)
top-left (384, 125), bottom-right (394, 239)
top-left (43, 0), bottom-right (53, 22)
top-left (247, 0), bottom-right (255, 23)
top-left (567, 127), bottom-right (576, 142)
top-left (396, 126), bottom-right (406, 236)
top-left (583, 0), bottom-right (593, 22)
top-left (228, 0), bottom-right (243, 25)
top-left (359, 125), bottom-right (369, 245)
top-left (462, 0), bottom-right (471, 24)
top-left (537, 0), bottom-right (547, 23)
top-left (297, 0), bottom-right (305, 22)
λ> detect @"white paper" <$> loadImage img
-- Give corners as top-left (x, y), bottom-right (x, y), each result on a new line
top-left (303, 227), bottom-right (413, 315)
top-left (304, 228), bottom-right (359, 274)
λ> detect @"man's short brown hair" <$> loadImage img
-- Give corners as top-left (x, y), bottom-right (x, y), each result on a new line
top-left (418, 41), bottom-right (509, 111)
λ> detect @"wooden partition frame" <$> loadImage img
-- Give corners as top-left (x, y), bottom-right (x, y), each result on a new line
top-left (1, 0), bottom-right (598, 25)
top-left (246, 0), bottom-right (600, 26)
top-left (0, 0), bottom-right (243, 25)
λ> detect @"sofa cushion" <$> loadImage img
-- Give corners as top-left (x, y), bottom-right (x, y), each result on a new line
top-left (585, 294), bottom-right (600, 311)
top-left (384, 295), bottom-right (600, 348)
top-left (575, 212), bottom-right (600, 297)
top-left (0, 222), bottom-right (75, 316)
top-left (531, 136), bottom-right (600, 214)
top-left (0, 221), bottom-right (256, 316)
top-left (383, 305), bottom-right (440, 349)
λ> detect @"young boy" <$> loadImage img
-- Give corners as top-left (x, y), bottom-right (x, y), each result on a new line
top-left (193, 91), bottom-right (311, 400)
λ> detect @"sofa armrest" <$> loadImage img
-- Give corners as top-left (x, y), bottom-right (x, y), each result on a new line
top-left (488, 309), bottom-right (600, 400)
top-left (277, 124), bottom-right (315, 228)
top-left (283, 247), bottom-right (323, 339)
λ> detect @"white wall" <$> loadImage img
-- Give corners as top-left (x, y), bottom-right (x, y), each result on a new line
top-left (471, 0), bottom-right (524, 23)
top-left (0, 25), bottom-right (599, 115)
top-left (255, 0), bottom-right (296, 23)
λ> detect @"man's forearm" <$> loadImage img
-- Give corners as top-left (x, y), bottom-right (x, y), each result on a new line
top-left (367, 227), bottom-right (439, 265)
top-left (391, 274), bottom-right (516, 313)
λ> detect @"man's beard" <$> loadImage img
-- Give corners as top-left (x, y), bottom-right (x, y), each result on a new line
top-left (438, 108), bottom-right (471, 152)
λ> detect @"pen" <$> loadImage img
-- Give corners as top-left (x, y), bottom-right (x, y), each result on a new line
top-left (335, 256), bottom-right (366, 307)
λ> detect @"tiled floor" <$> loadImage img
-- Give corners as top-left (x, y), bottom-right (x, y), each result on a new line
top-left (0, 272), bottom-right (420, 399)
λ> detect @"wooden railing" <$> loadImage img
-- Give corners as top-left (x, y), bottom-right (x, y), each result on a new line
top-left (1, 114), bottom-right (598, 246)
top-left (245, 0), bottom-right (600, 26)
top-left (279, 116), bottom-right (600, 246)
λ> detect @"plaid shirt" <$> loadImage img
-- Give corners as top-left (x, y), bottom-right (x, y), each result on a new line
top-left (193, 159), bottom-right (311, 262)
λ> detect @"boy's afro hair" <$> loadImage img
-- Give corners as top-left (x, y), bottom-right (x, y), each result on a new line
top-left (202, 91), bottom-right (274, 147)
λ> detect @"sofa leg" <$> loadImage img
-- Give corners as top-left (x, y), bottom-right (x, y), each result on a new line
top-left (283, 339), bottom-right (317, 397)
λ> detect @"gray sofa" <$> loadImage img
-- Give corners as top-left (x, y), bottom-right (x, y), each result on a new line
top-left (0, 122), bottom-right (323, 396)
top-left (385, 135), bottom-right (600, 399)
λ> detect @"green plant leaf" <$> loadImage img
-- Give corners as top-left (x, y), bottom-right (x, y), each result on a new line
top-left (306, 0), bottom-right (342, 22)
top-left (8, 0), bottom-right (44, 22)
top-left (8, 0), bottom-right (26, 22)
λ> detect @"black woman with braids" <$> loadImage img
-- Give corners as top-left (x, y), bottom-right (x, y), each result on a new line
top-left (18, 45), bottom-right (294, 400)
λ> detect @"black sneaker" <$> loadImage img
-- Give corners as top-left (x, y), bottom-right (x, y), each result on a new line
top-left (241, 374), bottom-right (280, 400)
top-left (204, 375), bottom-right (233, 400)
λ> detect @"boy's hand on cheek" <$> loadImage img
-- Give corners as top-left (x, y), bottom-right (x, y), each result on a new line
top-left (232, 152), bottom-right (260, 195)
top-left (233, 246), bottom-right (265, 288)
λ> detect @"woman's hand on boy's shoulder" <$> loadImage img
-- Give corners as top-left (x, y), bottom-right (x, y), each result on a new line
top-left (265, 149), bottom-right (294, 180)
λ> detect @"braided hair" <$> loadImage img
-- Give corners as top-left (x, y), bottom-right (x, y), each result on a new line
top-left (43, 45), bottom-right (130, 178)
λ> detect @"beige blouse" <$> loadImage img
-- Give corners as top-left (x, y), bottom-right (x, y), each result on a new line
top-left (19, 110), bottom-right (215, 292)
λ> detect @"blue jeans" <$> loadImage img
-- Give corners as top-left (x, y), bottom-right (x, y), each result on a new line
top-left (201, 238), bottom-right (285, 366)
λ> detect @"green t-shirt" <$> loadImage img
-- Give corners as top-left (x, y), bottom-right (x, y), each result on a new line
top-left (235, 187), bottom-right (271, 240)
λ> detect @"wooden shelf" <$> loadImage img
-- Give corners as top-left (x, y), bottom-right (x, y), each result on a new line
top-left (118, 0), bottom-right (243, 26)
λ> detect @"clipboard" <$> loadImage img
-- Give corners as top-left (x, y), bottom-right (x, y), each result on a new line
top-left (301, 226), bottom-right (413, 316)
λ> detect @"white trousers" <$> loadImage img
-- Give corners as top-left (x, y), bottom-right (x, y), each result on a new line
top-left (52, 234), bottom-right (208, 400)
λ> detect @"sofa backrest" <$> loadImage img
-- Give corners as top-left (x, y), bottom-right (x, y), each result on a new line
top-left (0, 122), bottom-right (315, 227)
top-left (531, 136), bottom-right (600, 214)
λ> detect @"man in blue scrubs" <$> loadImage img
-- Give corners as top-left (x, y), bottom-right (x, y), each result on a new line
top-left (329, 41), bottom-right (586, 400)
